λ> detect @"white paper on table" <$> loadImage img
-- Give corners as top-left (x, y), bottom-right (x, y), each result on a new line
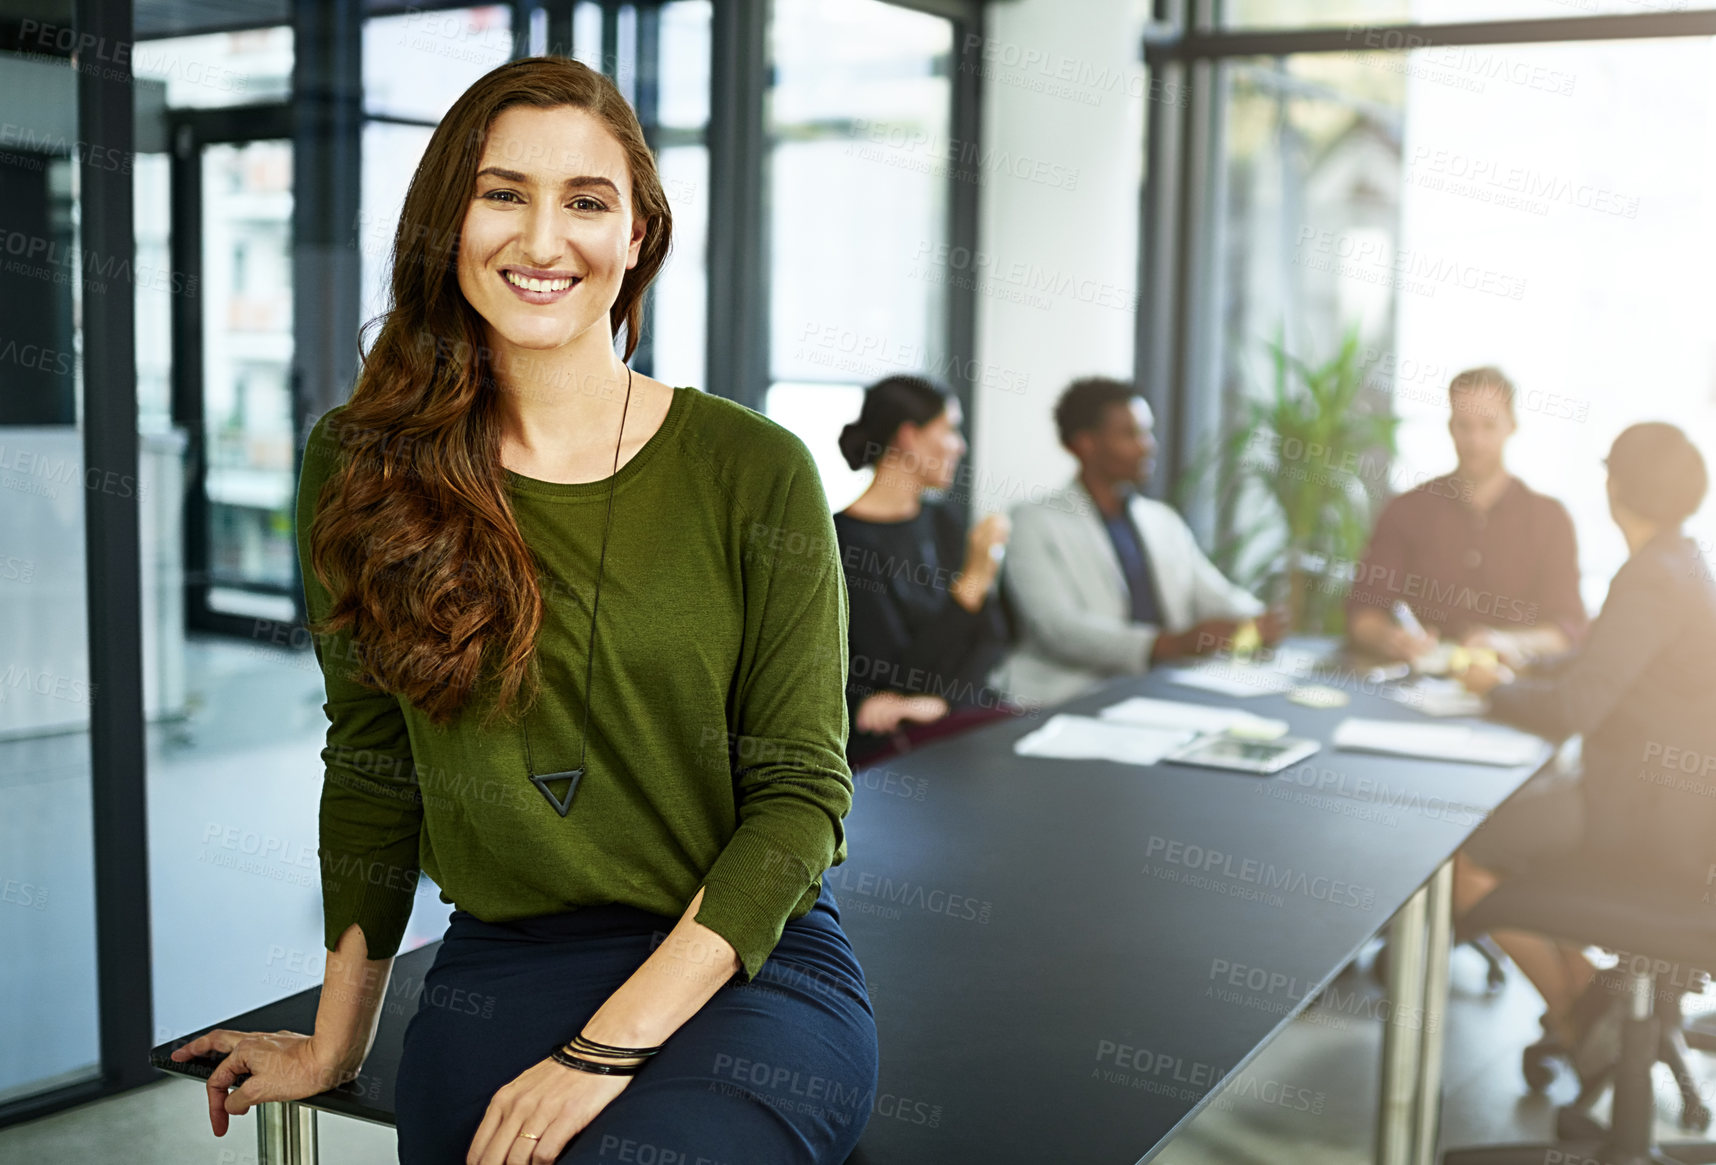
top-left (1158, 664), bottom-right (1300, 698)
top-left (1012, 714), bottom-right (1198, 765)
top-left (1331, 718), bottom-right (1544, 767)
top-left (1262, 645), bottom-right (1324, 678)
top-left (1099, 696), bottom-right (1289, 738)
top-left (1384, 678), bottom-right (1488, 719)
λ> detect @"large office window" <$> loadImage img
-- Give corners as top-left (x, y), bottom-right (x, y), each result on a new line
top-left (1152, 8), bottom-right (1716, 635)
top-left (765, 0), bottom-right (956, 509)
top-left (1387, 34), bottom-right (1716, 605)
top-left (1221, 54), bottom-right (1404, 375)
top-left (1225, 0), bottom-right (1407, 22)
top-left (359, 7), bottom-right (515, 327)
top-left (359, 121), bottom-right (438, 327)
top-left (650, 1), bottom-right (714, 391)
top-left (1205, 32), bottom-right (1716, 617)
top-left (133, 26), bottom-right (292, 106)
top-left (0, 58), bottom-right (100, 1106)
top-left (1209, 52), bottom-right (1407, 601)
top-left (363, 6), bottom-right (514, 123)
top-left (1223, 0), bottom-right (1692, 27)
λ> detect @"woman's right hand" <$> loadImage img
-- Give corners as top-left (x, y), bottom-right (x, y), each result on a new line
top-left (963, 513), bottom-right (1011, 576)
top-left (952, 513), bottom-right (1011, 612)
top-left (170, 1028), bottom-right (361, 1137)
top-left (1382, 624), bottom-right (1439, 664)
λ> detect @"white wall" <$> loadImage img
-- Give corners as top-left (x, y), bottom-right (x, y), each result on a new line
top-left (962, 0), bottom-right (1153, 520)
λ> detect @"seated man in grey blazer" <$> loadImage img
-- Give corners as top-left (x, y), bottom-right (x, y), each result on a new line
top-left (993, 377), bottom-right (1284, 707)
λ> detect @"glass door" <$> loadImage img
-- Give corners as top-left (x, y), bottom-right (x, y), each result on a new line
top-left (179, 135), bottom-right (299, 632)
top-left (0, 44), bottom-right (101, 1110)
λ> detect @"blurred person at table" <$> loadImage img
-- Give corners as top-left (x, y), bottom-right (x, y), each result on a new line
top-left (993, 377), bottom-right (1285, 709)
top-left (1454, 422), bottom-right (1716, 1067)
top-left (1346, 365), bottom-right (1586, 668)
top-left (834, 375), bottom-right (1019, 769)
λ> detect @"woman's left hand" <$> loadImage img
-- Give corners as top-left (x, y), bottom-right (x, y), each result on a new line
top-left (1459, 656), bottom-right (1512, 696)
top-left (466, 1057), bottom-right (632, 1165)
top-left (1461, 628), bottom-right (1528, 671)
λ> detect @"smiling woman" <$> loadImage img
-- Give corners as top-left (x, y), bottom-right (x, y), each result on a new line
top-left (169, 56), bottom-right (877, 1165)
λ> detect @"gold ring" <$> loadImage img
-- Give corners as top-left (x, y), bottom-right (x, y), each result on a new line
top-left (518, 1132), bottom-right (541, 1140)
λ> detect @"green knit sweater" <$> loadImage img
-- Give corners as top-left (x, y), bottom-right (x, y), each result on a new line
top-left (295, 386), bottom-right (853, 982)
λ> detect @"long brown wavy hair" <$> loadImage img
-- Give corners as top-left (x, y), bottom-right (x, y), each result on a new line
top-left (305, 56), bottom-right (673, 727)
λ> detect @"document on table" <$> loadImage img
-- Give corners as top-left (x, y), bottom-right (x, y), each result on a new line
top-left (1099, 696), bottom-right (1289, 739)
top-left (1013, 714), bottom-right (1197, 765)
top-left (1383, 678), bottom-right (1488, 718)
top-left (1265, 644), bottom-right (1326, 678)
top-left (1332, 718), bottom-right (1544, 767)
top-left (1157, 663), bottom-right (1300, 697)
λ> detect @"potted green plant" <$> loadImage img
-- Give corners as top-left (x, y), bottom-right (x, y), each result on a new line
top-left (1180, 325), bottom-right (1401, 635)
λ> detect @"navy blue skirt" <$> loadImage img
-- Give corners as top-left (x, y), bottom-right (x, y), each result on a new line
top-left (394, 881), bottom-right (878, 1164)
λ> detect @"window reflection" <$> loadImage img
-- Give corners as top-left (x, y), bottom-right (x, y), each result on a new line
top-left (360, 122), bottom-right (437, 327)
top-left (132, 26), bottom-right (292, 108)
top-left (659, 0), bottom-right (713, 127)
top-left (766, 0), bottom-right (954, 493)
top-left (364, 6), bottom-right (513, 123)
top-left (201, 141), bottom-right (296, 610)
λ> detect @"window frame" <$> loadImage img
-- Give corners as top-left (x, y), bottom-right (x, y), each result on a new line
top-left (1137, 1), bottom-right (1716, 531)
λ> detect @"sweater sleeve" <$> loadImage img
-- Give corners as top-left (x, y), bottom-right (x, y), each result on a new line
top-left (297, 409), bottom-right (424, 960)
top-left (695, 436), bottom-right (854, 982)
top-left (1488, 553), bottom-right (1670, 743)
top-left (1532, 497), bottom-right (1589, 643)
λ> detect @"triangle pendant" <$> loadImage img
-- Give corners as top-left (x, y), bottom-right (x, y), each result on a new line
top-left (530, 768), bottom-right (584, 817)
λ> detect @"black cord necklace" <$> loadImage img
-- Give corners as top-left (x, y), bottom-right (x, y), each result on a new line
top-left (521, 363), bottom-right (633, 817)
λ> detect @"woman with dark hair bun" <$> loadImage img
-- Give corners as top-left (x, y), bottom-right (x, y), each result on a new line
top-left (170, 56), bottom-right (875, 1165)
top-left (833, 376), bottom-right (1020, 768)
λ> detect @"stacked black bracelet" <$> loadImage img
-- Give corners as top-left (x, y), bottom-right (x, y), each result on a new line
top-left (549, 1033), bottom-right (664, 1077)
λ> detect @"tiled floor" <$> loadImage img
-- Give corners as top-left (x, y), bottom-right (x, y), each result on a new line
top-left (6, 637), bottom-right (1716, 1162)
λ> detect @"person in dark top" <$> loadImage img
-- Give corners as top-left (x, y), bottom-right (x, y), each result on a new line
top-left (1347, 366), bottom-right (1587, 668)
top-left (1453, 422), bottom-right (1716, 1063)
top-left (834, 375), bottom-right (1017, 768)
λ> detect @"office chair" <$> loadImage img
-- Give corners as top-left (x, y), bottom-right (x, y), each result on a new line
top-left (1682, 1010), bottom-right (1716, 1070)
top-left (1517, 972), bottom-right (1712, 1135)
top-left (1442, 862), bottom-right (1716, 1165)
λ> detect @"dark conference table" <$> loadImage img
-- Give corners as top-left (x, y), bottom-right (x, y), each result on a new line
top-left (835, 650), bottom-right (1549, 1165)
top-left (150, 941), bottom-right (438, 1160)
top-left (151, 646), bottom-right (1550, 1165)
